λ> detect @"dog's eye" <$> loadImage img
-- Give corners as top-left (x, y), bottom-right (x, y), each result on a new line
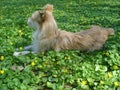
top-left (39, 12), bottom-right (44, 17)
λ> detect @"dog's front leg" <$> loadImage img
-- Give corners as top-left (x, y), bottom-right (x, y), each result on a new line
top-left (13, 45), bottom-right (36, 56)
top-left (24, 45), bottom-right (33, 51)
top-left (15, 45), bottom-right (33, 51)
top-left (13, 51), bottom-right (36, 57)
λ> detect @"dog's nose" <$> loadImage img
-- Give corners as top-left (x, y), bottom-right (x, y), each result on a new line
top-left (27, 18), bottom-right (32, 25)
top-left (28, 18), bottom-right (31, 23)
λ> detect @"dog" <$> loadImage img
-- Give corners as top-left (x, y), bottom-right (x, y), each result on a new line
top-left (13, 4), bottom-right (114, 56)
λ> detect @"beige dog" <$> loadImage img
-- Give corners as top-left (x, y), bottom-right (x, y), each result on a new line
top-left (13, 4), bottom-right (114, 56)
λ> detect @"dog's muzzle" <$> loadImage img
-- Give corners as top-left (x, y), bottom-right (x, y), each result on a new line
top-left (27, 18), bottom-right (32, 26)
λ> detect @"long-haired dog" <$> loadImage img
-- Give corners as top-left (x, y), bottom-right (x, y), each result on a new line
top-left (14, 4), bottom-right (114, 56)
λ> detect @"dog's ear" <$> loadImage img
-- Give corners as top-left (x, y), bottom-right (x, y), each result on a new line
top-left (43, 4), bottom-right (53, 12)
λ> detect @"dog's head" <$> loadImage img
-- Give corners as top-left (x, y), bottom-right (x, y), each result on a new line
top-left (27, 4), bottom-right (53, 30)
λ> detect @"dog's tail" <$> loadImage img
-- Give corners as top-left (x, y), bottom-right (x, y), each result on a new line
top-left (107, 28), bottom-right (114, 35)
top-left (91, 25), bottom-right (114, 35)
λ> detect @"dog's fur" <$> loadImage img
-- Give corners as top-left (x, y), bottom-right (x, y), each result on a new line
top-left (13, 4), bottom-right (114, 56)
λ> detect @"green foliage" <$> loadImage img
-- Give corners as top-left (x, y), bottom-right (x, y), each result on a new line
top-left (0, 0), bottom-right (120, 89)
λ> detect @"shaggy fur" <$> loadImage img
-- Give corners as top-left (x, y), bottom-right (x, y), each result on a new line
top-left (13, 4), bottom-right (114, 56)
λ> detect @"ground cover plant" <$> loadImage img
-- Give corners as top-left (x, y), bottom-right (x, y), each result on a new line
top-left (0, 0), bottom-right (120, 90)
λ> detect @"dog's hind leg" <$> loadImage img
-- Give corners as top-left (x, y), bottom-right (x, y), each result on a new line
top-left (88, 43), bottom-right (103, 51)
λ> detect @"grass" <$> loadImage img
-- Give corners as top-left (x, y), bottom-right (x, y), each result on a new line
top-left (0, 0), bottom-right (120, 90)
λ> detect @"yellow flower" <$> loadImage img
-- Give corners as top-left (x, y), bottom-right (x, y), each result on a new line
top-left (56, 61), bottom-right (60, 64)
top-left (38, 65), bottom-right (42, 69)
top-left (18, 30), bottom-right (24, 36)
top-left (19, 47), bottom-right (23, 50)
top-left (0, 56), bottom-right (4, 60)
top-left (105, 52), bottom-right (109, 56)
top-left (62, 69), bottom-right (68, 73)
top-left (18, 30), bottom-right (22, 33)
top-left (113, 65), bottom-right (119, 70)
top-left (31, 62), bottom-right (35, 66)
top-left (37, 75), bottom-right (42, 79)
top-left (77, 78), bottom-right (81, 85)
top-left (100, 81), bottom-right (104, 85)
top-left (53, 75), bottom-right (57, 78)
top-left (42, 74), bottom-right (46, 77)
top-left (10, 42), bottom-right (14, 45)
top-left (105, 72), bottom-right (113, 80)
top-left (0, 70), bottom-right (5, 74)
top-left (67, 56), bottom-right (71, 60)
top-left (20, 32), bottom-right (24, 36)
top-left (108, 72), bottom-right (113, 78)
top-left (114, 82), bottom-right (119, 87)
top-left (118, 32), bottom-right (120, 35)
top-left (65, 56), bottom-right (71, 60)
top-left (81, 80), bottom-right (87, 85)
top-left (64, 57), bottom-right (67, 60)
top-left (7, 48), bottom-right (11, 51)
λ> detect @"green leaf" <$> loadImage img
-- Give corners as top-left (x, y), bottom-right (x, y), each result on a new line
top-left (0, 85), bottom-right (8, 90)
top-left (47, 82), bottom-right (54, 88)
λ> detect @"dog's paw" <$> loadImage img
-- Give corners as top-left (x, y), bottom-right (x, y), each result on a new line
top-left (13, 51), bottom-right (31, 56)
top-left (13, 52), bottom-right (21, 56)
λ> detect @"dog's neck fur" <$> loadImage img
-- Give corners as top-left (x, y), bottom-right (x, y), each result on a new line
top-left (38, 11), bottom-right (59, 39)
